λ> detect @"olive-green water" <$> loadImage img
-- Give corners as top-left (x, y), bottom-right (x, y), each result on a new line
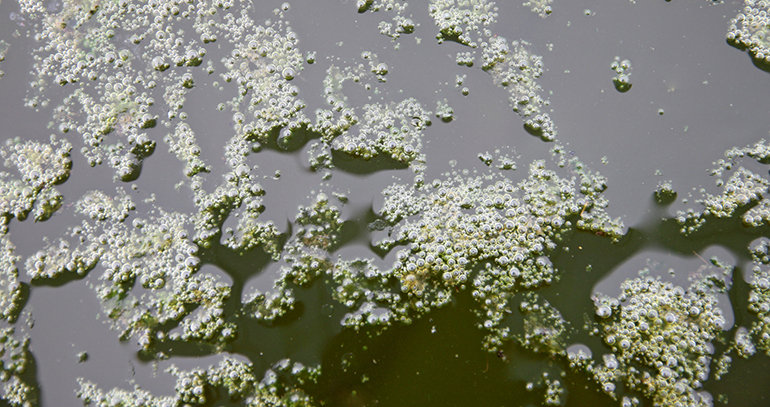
top-left (1, 0), bottom-right (770, 406)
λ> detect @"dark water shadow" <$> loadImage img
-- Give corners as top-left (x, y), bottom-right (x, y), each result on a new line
top-left (331, 149), bottom-right (409, 174)
top-left (256, 125), bottom-right (320, 153)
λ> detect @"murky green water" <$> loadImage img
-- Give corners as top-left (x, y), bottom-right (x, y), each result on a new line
top-left (1, 0), bottom-right (770, 406)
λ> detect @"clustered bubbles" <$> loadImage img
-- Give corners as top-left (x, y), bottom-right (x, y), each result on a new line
top-left (10, 0), bottom-right (769, 405)
top-left (429, 0), bottom-right (498, 47)
top-left (240, 156), bottom-right (622, 356)
top-left (435, 99), bottom-right (455, 122)
top-left (0, 325), bottom-right (34, 407)
top-left (331, 98), bottom-right (432, 165)
top-left (243, 194), bottom-right (342, 321)
top-left (587, 277), bottom-right (726, 407)
top-left (610, 56), bottom-right (633, 93)
top-left (677, 140), bottom-right (770, 234)
top-left (428, 0), bottom-right (556, 142)
top-left (337, 160), bottom-right (621, 347)
top-left (481, 38), bottom-right (556, 141)
top-left (0, 136), bottom-right (72, 228)
top-left (523, 0), bottom-right (553, 19)
top-left (27, 189), bottom-right (234, 352)
top-left (0, 236), bottom-right (22, 323)
top-left (516, 292), bottom-right (567, 355)
top-left (743, 244), bottom-right (770, 355)
top-left (357, 0), bottom-right (414, 39)
top-left (727, 0), bottom-right (770, 70)
top-left (654, 180), bottom-right (676, 204)
top-left (77, 357), bottom-right (319, 407)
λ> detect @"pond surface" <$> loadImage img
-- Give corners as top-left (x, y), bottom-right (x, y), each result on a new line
top-left (1, 0), bottom-right (770, 406)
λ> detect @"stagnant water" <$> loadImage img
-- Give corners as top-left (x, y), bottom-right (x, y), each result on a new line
top-left (0, 0), bottom-right (769, 406)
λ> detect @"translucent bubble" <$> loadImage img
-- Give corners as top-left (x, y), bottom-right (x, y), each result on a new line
top-left (235, 164), bottom-right (249, 177)
top-left (185, 256), bottom-right (200, 268)
top-left (596, 305), bottom-right (611, 318)
top-left (604, 355), bottom-right (618, 369)
top-left (665, 312), bottom-right (676, 323)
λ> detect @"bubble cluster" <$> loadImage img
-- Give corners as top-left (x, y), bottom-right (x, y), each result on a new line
top-left (481, 38), bottom-right (557, 141)
top-left (0, 236), bottom-right (21, 323)
top-left (25, 189), bottom-right (135, 280)
top-left (189, 139), bottom-right (278, 256)
top-left (543, 375), bottom-right (564, 405)
top-left (332, 98), bottom-right (431, 165)
top-left (610, 57), bottom-right (633, 93)
top-left (12, 0), bottom-right (767, 404)
top-left (78, 357), bottom-right (319, 407)
top-left (677, 140), bottom-right (770, 234)
top-left (654, 180), bottom-right (676, 204)
top-left (28, 189), bottom-right (234, 351)
top-left (163, 122), bottom-right (210, 177)
top-left (244, 194), bottom-right (343, 321)
top-left (435, 99), bottom-right (455, 122)
top-left (0, 325), bottom-right (34, 407)
top-left (28, 0), bottom-right (305, 180)
top-left (478, 149), bottom-right (518, 171)
top-left (429, 0), bottom-right (498, 47)
top-left (219, 18), bottom-right (308, 145)
top-left (0, 40), bottom-right (8, 80)
top-left (211, 175), bottom-right (278, 256)
top-left (331, 258), bottom-right (398, 328)
top-left (523, 0), bottom-right (553, 19)
top-left (326, 160), bottom-right (620, 347)
top-left (745, 258), bottom-right (770, 354)
top-left (589, 277), bottom-right (725, 407)
top-left (516, 292), bottom-right (567, 355)
top-left (357, 0), bottom-right (414, 39)
top-left (732, 326), bottom-right (756, 357)
top-left (0, 136), bottom-right (72, 229)
top-left (727, 0), bottom-right (770, 70)
top-left (428, 1), bottom-right (557, 142)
